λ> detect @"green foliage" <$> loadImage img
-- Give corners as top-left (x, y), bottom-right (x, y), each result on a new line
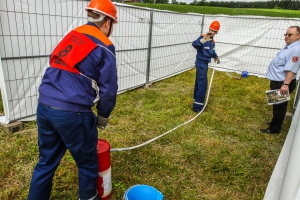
top-left (132, 3), bottom-right (300, 18)
top-left (140, 0), bottom-right (169, 4)
top-left (171, 0), bottom-right (178, 4)
top-left (0, 69), bottom-right (292, 199)
top-left (186, 0), bottom-right (300, 10)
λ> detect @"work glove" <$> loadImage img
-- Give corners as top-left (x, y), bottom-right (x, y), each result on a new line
top-left (200, 32), bottom-right (213, 44)
top-left (97, 115), bottom-right (109, 130)
top-left (214, 57), bottom-right (220, 64)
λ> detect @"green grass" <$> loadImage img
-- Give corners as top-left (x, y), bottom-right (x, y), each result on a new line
top-left (0, 69), bottom-right (293, 199)
top-left (131, 3), bottom-right (300, 18)
top-left (0, 5), bottom-right (296, 200)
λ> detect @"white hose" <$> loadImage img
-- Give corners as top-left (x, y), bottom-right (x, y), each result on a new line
top-left (110, 64), bottom-right (217, 152)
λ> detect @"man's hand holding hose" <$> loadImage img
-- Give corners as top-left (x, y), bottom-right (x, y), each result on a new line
top-left (214, 57), bottom-right (220, 64)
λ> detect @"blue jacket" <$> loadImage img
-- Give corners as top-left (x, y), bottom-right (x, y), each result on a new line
top-left (38, 22), bottom-right (118, 118)
top-left (192, 34), bottom-right (218, 63)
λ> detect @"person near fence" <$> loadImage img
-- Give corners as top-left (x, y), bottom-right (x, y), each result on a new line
top-left (260, 26), bottom-right (300, 134)
top-left (27, 0), bottom-right (118, 199)
top-left (192, 20), bottom-right (221, 112)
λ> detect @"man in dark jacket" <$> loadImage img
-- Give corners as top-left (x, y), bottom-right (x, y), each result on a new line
top-left (192, 20), bottom-right (221, 112)
top-left (27, 0), bottom-right (118, 199)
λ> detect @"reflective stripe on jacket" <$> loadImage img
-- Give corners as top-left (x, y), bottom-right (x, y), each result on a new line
top-left (192, 34), bottom-right (218, 63)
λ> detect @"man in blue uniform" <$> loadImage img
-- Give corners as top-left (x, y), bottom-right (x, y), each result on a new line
top-left (27, 0), bottom-right (118, 199)
top-left (192, 20), bottom-right (221, 112)
top-left (260, 26), bottom-right (300, 134)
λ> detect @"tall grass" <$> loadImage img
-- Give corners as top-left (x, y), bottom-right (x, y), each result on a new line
top-left (0, 68), bottom-right (292, 199)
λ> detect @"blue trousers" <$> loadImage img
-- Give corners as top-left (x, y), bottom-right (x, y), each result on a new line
top-left (193, 62), bottom-right (208, 111)
top-left (28, 103), bottom-right (100, 200)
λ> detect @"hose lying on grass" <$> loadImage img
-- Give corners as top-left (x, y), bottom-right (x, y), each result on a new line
top-left (110, 64), bottom-right (217, 152)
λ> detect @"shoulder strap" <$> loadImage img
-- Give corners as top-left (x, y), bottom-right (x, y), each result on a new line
top-left (50, 30), bottom-right (97, 74)
top-left (74, 25), bottom-right (112, 46)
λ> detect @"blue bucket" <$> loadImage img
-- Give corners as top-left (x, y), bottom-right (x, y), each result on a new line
top-left (241, 71), bottom-right (248, 78)
top-left (123, 184), bottom-right (164, 200)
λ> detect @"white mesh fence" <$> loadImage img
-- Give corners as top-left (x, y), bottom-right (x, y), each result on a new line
top-left (3, 2), bottom-right (300, 198)
top-left (1, 0), bottom-right (300, 124)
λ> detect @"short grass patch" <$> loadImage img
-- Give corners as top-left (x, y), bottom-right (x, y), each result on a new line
top-left (0, 68), bottom-right (292, 199)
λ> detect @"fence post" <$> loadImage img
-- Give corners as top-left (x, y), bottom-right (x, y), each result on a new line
top-left (200, 14), bottom-right (205, 34)
top-left (146, 9), bottom-right (154, 84)
top-left (293, 80), bottom-right (300, 114)
top-left (0, 53), bottom-right (9, 124)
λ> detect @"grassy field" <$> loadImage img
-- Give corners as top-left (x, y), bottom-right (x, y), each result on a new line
top-left (0, 4), bottom-right (297, 200)
top-left (0, 68), bottom-right (293, 199)
top-left (131, 3), bottom-right (300, 18)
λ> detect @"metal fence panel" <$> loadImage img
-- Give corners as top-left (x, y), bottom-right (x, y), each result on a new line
top-left (0, 0), bottom-right (88, 123)
top-left (149, 11), bottom-right (201, 81)
top-left (1, 1), bottom-right (300, 124)
top-left (204, 15), bottom-right (300, 77)
top-left (112, 5), bottom-right (151, 91)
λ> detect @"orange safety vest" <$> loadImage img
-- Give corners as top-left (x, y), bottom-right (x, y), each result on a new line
top-left (50, 25), bottom-right (112, 74)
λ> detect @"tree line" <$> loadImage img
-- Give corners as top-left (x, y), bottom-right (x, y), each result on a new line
top-left (191, 0), bottom-right (300, 10)
top-left (142, 0), bottom-right (300, 10)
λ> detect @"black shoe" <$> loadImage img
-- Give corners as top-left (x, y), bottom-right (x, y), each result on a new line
top-left (193, 108), bottom-right (203, 113)
top-left (193, 110), bottom-right (201, 113)
top-left (260, 128), bottom-right (280, 134)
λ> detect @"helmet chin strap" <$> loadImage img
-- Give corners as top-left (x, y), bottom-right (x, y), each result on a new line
top-left (107, 18), bottom-right (113, 37)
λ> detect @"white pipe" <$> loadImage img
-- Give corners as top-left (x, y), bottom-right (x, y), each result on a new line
top-left (110, 63), bottom-right (217, 152)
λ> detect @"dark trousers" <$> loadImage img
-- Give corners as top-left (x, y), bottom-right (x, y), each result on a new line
top-left (269, 79), bottom-right (296, 132)
top-left (193, 61), bottom-right (208, 111)
top-left (28, 103), bottom-right (100, 200)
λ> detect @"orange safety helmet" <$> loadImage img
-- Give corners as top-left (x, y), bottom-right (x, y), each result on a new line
top-left (209, 21), bottom-right (220, 31)
top-left (85, 0), bottom-right (118, 23)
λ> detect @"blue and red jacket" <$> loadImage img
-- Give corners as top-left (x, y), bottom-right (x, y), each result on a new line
top-left (38, 22), bottom-right (118, 118)
top-left (192, 34), bottom-right (218, 63)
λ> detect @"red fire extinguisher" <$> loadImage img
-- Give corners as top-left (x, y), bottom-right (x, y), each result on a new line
top-left (97, 139), bottom-right (112, 200)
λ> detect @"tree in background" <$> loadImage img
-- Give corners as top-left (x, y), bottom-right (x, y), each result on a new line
top-left (189, 0), bottom-right (300, 10)
top-left (155, 0), bottom-right (168, 3)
